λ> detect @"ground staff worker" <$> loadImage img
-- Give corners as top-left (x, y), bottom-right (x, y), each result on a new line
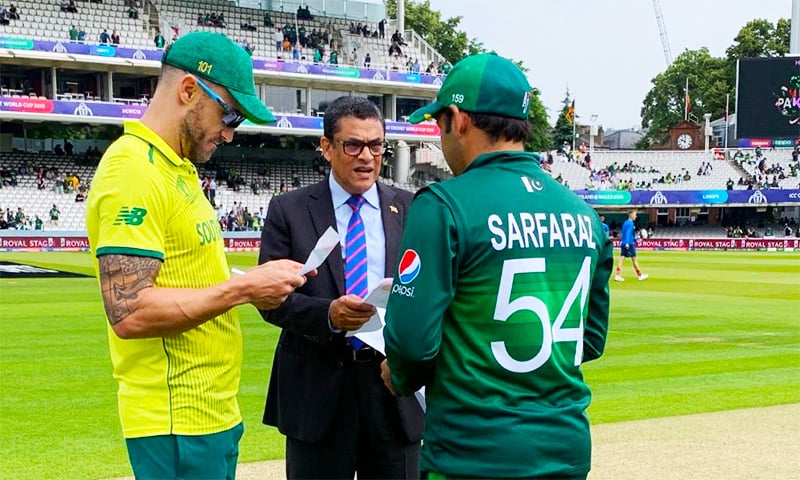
top-left (380, 53), bottom-right (614, 480)
top-left (86, 32), bottom-right (308, 479)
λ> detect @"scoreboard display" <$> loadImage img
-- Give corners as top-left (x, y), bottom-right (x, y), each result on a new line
top-left (737, 57), bottom-right (800, 144)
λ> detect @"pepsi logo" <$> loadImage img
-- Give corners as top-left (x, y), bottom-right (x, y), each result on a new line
top-left (398, 249), bottom-right (421, 284)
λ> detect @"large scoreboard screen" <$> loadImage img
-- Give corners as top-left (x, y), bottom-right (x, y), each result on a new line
top-left (737, 57), bottom-right (800, 143)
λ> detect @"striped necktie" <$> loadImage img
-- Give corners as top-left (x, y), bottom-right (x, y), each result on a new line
top-left (345, 195), bottom-right (368, 350)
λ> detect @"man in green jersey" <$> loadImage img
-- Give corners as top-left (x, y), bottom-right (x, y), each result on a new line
top-left (86, 32), bottom-right (308, 479)
top-left (381, 53), bottom-right (613, 480)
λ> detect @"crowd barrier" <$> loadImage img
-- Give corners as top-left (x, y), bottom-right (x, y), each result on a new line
top-left (1, 231), bottom-right (798, 252)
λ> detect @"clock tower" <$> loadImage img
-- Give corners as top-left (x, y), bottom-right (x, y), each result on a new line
top-left (669, 121), bottom-right (701, 150)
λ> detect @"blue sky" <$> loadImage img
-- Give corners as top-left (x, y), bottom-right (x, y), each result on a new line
top-left (425, 0), bottom-right (789, 131)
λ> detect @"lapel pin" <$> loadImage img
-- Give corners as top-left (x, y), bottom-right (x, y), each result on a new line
top-left (389, 205), bottom-right (399, 214)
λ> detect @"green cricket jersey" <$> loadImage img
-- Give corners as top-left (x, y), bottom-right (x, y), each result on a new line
top-left (384, 151), bottom-right (613, 479)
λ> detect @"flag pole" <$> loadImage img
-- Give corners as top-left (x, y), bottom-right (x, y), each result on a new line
top-left (684, 77), bottom-right (689, 121)
top-left (724, 93), bottom-right (730, 157)
top-left (572, 108), bottom-right (577, 156)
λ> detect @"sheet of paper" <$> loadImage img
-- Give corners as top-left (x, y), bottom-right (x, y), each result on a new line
top-left (346, 278), bottom-right (393, 338)
top-left (299, 226), bottom-right (339, 276)
top-left (363, 277), bottom-right (394, 308)
top-left (342, 278), bottom-right (427, 411)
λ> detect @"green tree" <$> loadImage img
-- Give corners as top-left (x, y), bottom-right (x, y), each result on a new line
top-left (385, 0), bottom-right (470, 62)
top-left (386, 0), bottom-right (552, 145)
top-left (636, 18), bottom-right (788, 149)
top-left (638, 48), bottom-right (728, 149)
top-left (725, 18), bottom-right (790, 59)
top-left (552, 103), bottom-right (574, 149)
top-left (525, 88), bottom-right (552, 152)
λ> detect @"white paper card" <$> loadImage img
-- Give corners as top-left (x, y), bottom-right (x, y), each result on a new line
top-left (346, 278), bottom-right (393, 338)
top-left (299, 226), bottom-right (339, 276)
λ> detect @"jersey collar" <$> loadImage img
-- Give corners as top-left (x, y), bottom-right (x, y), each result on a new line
top-left (464, 150), bottom-right (541, 174)
top-left (123, 120), bottom-right (191, 168)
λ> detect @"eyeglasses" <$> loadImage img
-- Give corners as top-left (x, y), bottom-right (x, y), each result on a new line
top-left (334, 139), bottom-right (387, 156)
top-left (194, 76), bottom-right (247, 129)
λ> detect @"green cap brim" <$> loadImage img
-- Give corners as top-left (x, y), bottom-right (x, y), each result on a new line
top-left (229, 89), bottom-right (276, 124)
top-left (408, 100), bottom-right (443, 124)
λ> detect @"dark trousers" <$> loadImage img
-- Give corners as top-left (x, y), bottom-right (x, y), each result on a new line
top-left (285, 357), bottom-right (419, 479)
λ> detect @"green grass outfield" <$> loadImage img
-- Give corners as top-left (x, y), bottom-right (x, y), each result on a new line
top-left (1, 250), bottom-right (798, 479)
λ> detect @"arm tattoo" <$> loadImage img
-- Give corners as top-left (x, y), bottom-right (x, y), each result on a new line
top-left (98, 254), bottom-right (162, 326)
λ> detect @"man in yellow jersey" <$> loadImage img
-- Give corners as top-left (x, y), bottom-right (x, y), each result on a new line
top-left (86, 31), bottom-right (308, 479)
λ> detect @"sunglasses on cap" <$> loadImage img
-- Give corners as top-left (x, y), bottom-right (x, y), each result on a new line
top-left (193, 76), bottom-right (247, 129)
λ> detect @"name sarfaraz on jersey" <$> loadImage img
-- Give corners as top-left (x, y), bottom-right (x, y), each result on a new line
top-left (488, 212), bottom-right (597, 250)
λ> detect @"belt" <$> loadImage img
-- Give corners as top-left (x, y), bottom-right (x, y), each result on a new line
top-left (348, 345), bottom-right (383, 363)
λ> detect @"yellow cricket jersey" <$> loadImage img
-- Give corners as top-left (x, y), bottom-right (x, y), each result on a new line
top-left (86, 120), bottom-right (242, 438)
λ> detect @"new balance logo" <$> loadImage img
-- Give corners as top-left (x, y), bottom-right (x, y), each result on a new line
top-left (113, 207), bottom-right (148, 226)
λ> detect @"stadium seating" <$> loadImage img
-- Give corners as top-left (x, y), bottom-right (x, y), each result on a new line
top-left (3, 0), bottom-right (436, 71)
top-left (4, 0), bottom-right (154, 48)
top-left (735, 149), bottom-right (800, 190)
top-left (550, 150), bottom-right (749, 191)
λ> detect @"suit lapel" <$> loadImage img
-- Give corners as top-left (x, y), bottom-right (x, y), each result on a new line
top-left (379, 184), bottom-right (404, 275)
top-left (307, 180), bottom-right (345, 295)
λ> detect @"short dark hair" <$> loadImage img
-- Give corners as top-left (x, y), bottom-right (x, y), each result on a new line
top-left (323, 96), bottom-right (385, 140)
top-left (438, 109), bottom-right (530, 143)
top-left (469, 112), bottom-right (531, 143)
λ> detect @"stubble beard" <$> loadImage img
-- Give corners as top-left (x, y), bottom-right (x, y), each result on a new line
top-left (182, 102), bottom-right (215, 164)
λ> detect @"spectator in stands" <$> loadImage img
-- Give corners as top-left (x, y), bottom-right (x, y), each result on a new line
top-left (85, 31), bottom-right (306, 480)
top-left (312, 47), bottom-right (322, 63)
top-left (363, 52), bottom-right (371, 68)
top-left (216, 12), bottom-right (226, 28)
top-left (241, 19), bottom-right (257, 32)
top-left (263, 12), bottom-right (273, 27)
top-left (153, 30), bottom-right (165, 49)
top-left (77, 25), bottom-right (86, 43)
top-left (726, 178), bottom-right (734, 190)
top-left (391, 30), bottom-right (406, 46)
top-left (75, 190), bottom-right (86, 202)
top-left (127, 5), bottom-right (138, 19)
top-left (378, 17), bottom-right (386, 38)
top-left (69, 25), bottom-right (78, 42)
top-left (99, 29), bottom-right (110, 44)
top-left (282, 37), bottom-right (291, 52)
top-left (296, 5), bottom-right (313, 20)
top-left (61, 0), bottom-right (77, 13)
top-left (274, 27), bottom-right (283, 52)
top-left (784, 224), bottom-right (793, 236)
top-left (49, 204), bottom-right (59, 226)
top-left (8, 4), bottom-right (19, 19)
top-left (388, 41), bottom-right (402, 57)
top-left (54, 144), bottom-right (64, 156)
top-left (292, 42), bottom-right (300, 61)
top-left (33, 215), bottom-right (43, 230)
top-left (328, 49), bottom-right (339, 65)
top-left (64, 139), bottom-right (74, 156)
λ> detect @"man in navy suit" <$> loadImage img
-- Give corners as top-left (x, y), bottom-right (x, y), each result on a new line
top-left (258, 96), bottom-right (422, 479)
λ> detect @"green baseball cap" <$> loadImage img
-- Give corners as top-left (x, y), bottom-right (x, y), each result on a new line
top-left (408, 53), bottom-right (532, 124)
top-left (162, 31), bottom-right (275, 124)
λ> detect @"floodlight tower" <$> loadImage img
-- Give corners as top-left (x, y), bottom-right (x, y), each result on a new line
top-left (652, 0), bottom-right (673, 66)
